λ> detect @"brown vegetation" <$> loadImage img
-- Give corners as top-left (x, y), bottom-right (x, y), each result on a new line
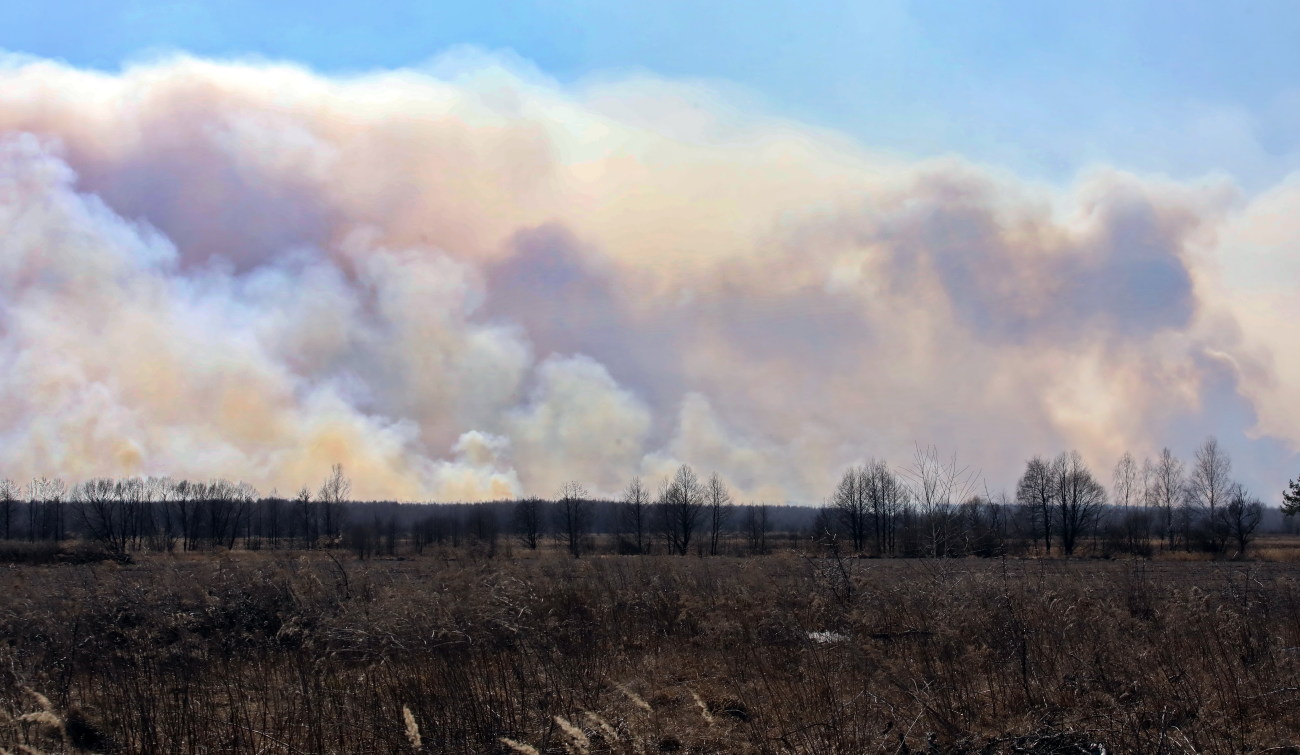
top-left (1, 549), bottom-right (1300, 753)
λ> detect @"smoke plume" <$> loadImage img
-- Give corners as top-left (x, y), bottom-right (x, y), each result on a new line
top-left (0, 53), bottom-right (1295, 500)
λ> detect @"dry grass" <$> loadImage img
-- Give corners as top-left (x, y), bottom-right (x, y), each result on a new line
top-left (0, 552), bottom-right (1299, 753)
top-left (1245, 534), bottom-right (1300, 563)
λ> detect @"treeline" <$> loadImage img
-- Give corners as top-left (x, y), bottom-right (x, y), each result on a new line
top-left (822, 438), bottom-right (1277, 560)
top-left (0, 468), bottom-right (350, 554)
top-left (0, 464), bottom-right (815, 558)
top-left (0, 438), bottom-right (1292, 560)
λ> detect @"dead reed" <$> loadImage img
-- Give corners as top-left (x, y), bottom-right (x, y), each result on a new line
top-left (0, 553), bottom-right (1297, 753)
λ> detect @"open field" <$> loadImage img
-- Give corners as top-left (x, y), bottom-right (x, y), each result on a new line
top-left (3, 550), bottom-right (1300, 754)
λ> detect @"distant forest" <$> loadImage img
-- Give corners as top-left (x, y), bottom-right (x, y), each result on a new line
top-left (2, 437), bottom-right (1297, 561)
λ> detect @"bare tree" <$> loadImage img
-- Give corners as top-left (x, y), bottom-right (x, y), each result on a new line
top-left (706, 472), bottom-right (734, 555)
top-left (24, 478), bottom-right (42, 542)
top-left (466, 503), bottom-right (500, 555)
top-left (205, 480), bottom-right (235, 549)
top-left (1147, 448), bottom-right (1184, 551)
top-left (556, 481), bottom-right (590, 558)
top-left (658, 464), bottom-right (705, 556)
top-left (1217, 484), bottom-right (1264, 559)
top-left (292, 486), bottom-right (316, 548)
top-left (1112, 451), bottom-right (1149, 554)
top-left (513, 497), bottom-right (544, 550)
top-left (904, 446), bottom-right (978, 557)
top-left (144, 477), bottom-right (179, 551)
top-left (1055, 451), bottom-right (1106, 557)
top-left (1187, 437), bottom-right (1232, 553)
top-left (199, 479), bottom-right (255, 549)
top-left (744, 503), bottom-right (770, 555)
top-left (0, 479), bottom-right (16, 540)
top-left (1016, 457), bottom-right (1056, 555)
top-left (830, 465), bottom-right (870, 552)
top-left (1112, 452), bottom-right (1137, 510)
top-left (76, 478), bottom-right (128, 554)
top-left (876, 463), bottom-right (911, 556)
top-left (960, 492), bottom-right (1011, 557)
top-left (234, 482), bottom-right (257, 548)
top-left (259, 489), bottom-right (286, 550)
top-left (317, 464), bottom-right (351, 545)
top-left (23, 479), bottom-right (40, 542)
top-left (840, 460), bottom-right (909, 556)
top-left (169, 480), bottom-right (200, 551)
top-left (48, 478), bottom-right (67, 542)
top-left (620, 477), bottom-right (651, 554)
top-left (117, 477), bottom-right (151, 551)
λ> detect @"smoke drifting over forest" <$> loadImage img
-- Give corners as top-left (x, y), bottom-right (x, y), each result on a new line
top-left (1, 53), bottom-right (1297, 501)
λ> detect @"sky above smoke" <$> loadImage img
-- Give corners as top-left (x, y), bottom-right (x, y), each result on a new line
top-left (0, 54), bottom-right (1297, 502)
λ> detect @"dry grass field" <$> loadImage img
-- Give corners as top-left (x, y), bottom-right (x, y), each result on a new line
top-left (2, 549), bottom-right (1300, 754)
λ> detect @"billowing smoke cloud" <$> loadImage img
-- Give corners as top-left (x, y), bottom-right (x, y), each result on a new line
top-left (0, 53), bottom-right (1295, 501)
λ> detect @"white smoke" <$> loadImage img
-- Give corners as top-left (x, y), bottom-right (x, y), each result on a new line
top-left (0, 53), bottom-right (1295, 501)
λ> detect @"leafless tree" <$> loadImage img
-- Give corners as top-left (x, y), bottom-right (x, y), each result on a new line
top-left (658, 464), bottom-right (705, 556)
top-left (1140, 454), bottom-right (1157, 541)
top-left (706, 472), bottom-right (734, 556)
top-left (23, 478), bottom-right (41, 541)
top-left (169, 480), bottom-right (200, 551)
top-left (830, 464), bottom-right (870, 552)
top-left (466, 503), bottom-right (500, 555)
top-left (317, 464), bottom-right (351, 544)
top-left (76, 478), bottom-right (128, 554)
top-left (1216, 484), bottom-right (1264, 559)
top-left (844, 460), bottom-right (909, 556)
top-left (117, 477), bottom-right (152, 551)
top-left (744, 502), bottom-right (770, 555)
top-left (1016, 457), bottom-right (1056, 555)
top-left (0, 479), bottom-right (16, 540)
top-left (1113, 452), bottom-right (1137, 510)
top-left (876, 464), bottom-right (911, 556)
top-left (24, 478), bottom-right (43, 541)
top-left (904, 446), bottom-right (979, 557)
top-left (200, 479), bottom-right (256, 549)
top-left (1147, 448), bottom-right (1184, 551)
top-left (959, 492), bottom-right (1010, 557)
top-left (293, 486), bottom-right (316, 548)
top-left (1054, 451), bottom-right (1106, 557)
top-left (620, 476), bottom-right (651, 554)
top-left (513, 497), bottom-right (544, 550)
top-left (259, 489), bottom-right (285, 550)
top-left (1113, 452), bottom-right (1149, 554)
top-left (1187, 437), bottom-right (1232, 553)
top-left (144, 477), bottom-right (179, 551)
top-left (556, 481), bottom-right (590, 558)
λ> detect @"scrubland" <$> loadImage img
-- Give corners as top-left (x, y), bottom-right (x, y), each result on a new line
top-left (2, 547), bottom-right (1300, 754)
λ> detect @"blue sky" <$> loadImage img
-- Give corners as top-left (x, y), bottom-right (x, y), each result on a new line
top-left (7, 0), bottom-right (1300, 189)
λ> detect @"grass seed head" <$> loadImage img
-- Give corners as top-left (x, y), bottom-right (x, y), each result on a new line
top-left (554, 715), bottom-right (591, 753)
top-left (689, 689), bottom-right (714, 725)
top-left (17, 711), bottom-right (64, 734)
top-left (582, 711), bottom-right (620, 743)
top-left (499, 736), bottom-right (540, 755)
top-left (616, 683), bottom-right (653, 712)
top-left (402, 705), bottom-right (421, 750)
top-left (21, 688), bottom-right (53, 713)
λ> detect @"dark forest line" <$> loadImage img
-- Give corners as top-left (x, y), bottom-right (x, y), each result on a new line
top-left (2, 436), bottom-right (1299, 562)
